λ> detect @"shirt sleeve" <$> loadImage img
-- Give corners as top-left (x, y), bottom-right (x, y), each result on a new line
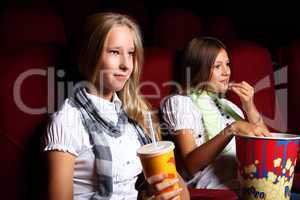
top-left (161, 95), bottom-right (204, 134)
top-left (43, 108), bottom-right (84, 157)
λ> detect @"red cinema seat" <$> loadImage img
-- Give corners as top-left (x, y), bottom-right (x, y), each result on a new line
top-left (227, 40), bottom-right (282, 132)
top-left (155, 9), bottom-right (203, 52)
top-left (277, 41), bottom-right (300, 134)
top-left (189, 188), bottom-right (238, 200)
top-left (141, 47), bottom-right (174, 109)
top-left (206, 16), bottom-right (236, 43)
top-left (0, 6), bottom-right (65, 199)
top-left (0, 6), bottom-right (65, 47)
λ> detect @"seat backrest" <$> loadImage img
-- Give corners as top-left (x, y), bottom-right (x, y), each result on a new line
top-left (141, 47), bottom-right (174, 109)
top-left (154, 9), bottom-right (203, 52)
top-left (0, 6), bottom-right (65, 199)
top-left (206, 16), bottom-right (236, 43)
top-left (277, 41), bottom-right (300, 133)
top-left (0, 6), bottom-right (65, 47)
top-left (0, 46), bottom-right (60, 200)
top-left (227, 40), bottom-right (279, 131)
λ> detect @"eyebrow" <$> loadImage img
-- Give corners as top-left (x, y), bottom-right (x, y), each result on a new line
top-left (215, 60), bottom-right (230, 64)
top-left (107, 46), bottom-right (135, 51)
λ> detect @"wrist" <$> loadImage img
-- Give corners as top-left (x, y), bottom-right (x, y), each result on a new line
top-left (252, 114), bottom-right (262, 125)
top-left (242, 100), bottom-right (255, 112)
top-left (225, 122), bottom-right (237, 136)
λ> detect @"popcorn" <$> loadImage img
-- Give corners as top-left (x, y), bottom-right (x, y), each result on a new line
top-left (285, 159), bottom-right (292, 170)
top-left (267, 172), bottom-right (277, 183)
top-left (273, 158), bottom-right (282, 168)
top-left (239, 158), bottom-right (295, 200)
top-left (289, 166), bottom-right (294, 176)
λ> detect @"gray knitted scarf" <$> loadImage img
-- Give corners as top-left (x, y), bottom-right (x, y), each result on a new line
top-left (73, 87), bottom-right (150, 199)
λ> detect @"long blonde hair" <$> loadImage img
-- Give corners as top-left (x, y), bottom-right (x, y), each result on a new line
top-left (79, 12), bottom-right (160, 139)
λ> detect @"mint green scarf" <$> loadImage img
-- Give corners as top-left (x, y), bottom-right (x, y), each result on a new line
top-left (189, 90), bottom-right (243, 154)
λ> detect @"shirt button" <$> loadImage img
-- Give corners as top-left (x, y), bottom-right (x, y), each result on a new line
top-left (126, 161), bottom-right (130, 165)
top-left (221, 113), bottom-right (225, 116)
top-left (226, 115), bottom-right (230, 119)
top-left (226, 123), bottom-right (230, 126)
top-left (198, 134), bottom-right (202, 138)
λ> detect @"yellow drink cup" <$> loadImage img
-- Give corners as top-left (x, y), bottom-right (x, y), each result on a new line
top-left (137, 141), bottom-right (180, 196)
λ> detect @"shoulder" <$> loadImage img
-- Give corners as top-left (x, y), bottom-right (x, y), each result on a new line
top-left (50, 98), bottom-right (81, 126)
top-left (44, 99), bottom-right (85, 156)
top-left (160, 94), bottom-right (203, 132)
top-left (162, 94), bottom-right (194, 109)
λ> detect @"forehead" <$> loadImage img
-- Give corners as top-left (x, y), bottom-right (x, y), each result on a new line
top-left (104, 25), bottom-right (135, 48)
top-left (215, 49), bottom-right (229, 61)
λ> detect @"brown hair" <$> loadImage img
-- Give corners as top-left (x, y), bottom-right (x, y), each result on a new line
top-left (79, 12), bottom-right (160, 139)
top-left (181, 37), bottom-right (227, 92)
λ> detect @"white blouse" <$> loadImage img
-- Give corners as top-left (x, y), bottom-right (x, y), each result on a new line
top-left (161, 94), bottom-right (244, 190)
top-left (44, 93), bottom-right (143, 200)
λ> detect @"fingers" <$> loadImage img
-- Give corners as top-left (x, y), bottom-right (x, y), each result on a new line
top-left (229, 81), bottom-right (251, 89)
top-left (261, 128), bottom-right (271, 136)
top-left (155, 188), bottom-right (182, 200)
top-left (147, 173), bottom-right (167, 185)
top-left (230, 81), bottom-right (253, 94)
top-left (231, 86), bottom-right (248, 99)
top-left (230, 82), bottom-right (255, 109)
top-left (252, 126), bottom-right (266, 136)
top-left (235, 121), bottom-right (271, 137)
top-left (230, 82), bottom-right (253, 95)
top-left (147, 173), bottom-right (182, 200)
top-left (154, 179), bottom-right (179, 192)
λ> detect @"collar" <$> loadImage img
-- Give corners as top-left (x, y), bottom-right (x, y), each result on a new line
top-left (85, 92), bottom-right (122, 125)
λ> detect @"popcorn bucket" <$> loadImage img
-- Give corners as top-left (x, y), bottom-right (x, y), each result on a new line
top-left (235, 133), bottom-right (300, 200)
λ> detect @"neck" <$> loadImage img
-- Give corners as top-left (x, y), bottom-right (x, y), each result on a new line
top-left (87, 87), bottom-right (114, 101)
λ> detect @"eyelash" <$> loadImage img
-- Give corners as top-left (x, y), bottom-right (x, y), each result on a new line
top-left (109, 50), bottom-right (134, 56)
top-left (109, 50), bottom-right (119, 55)
top-left (215, 63), bottom-right (230, 69)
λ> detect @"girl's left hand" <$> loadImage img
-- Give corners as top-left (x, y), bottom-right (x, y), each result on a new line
top-left (229, 81), bottom-right (255, 111)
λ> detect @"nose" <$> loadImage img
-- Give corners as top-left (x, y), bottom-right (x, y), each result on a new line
top-left (222, 64), bottom-right (230, 76)
top-left (120, 53), bottom-right (131, 71)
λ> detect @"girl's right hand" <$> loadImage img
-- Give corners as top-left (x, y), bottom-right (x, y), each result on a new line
top-left (146, 173), bottom-right (183, 200)
top-left (230, 121), bottom-right (271, 137)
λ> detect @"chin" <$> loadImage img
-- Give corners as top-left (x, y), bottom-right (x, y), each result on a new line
top-left (217, 86), bottom-right (228, 94)
top-left (114, 83), bottom-right (127, 92)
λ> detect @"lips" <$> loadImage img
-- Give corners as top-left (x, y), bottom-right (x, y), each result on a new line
top-left (113, 73), bottom-right (129, 80)
top-left (220, 79), bottom-right (229, 85)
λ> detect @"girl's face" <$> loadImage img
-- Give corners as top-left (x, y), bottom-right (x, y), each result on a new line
top-left (208, 48), bottom-right (231, 93)
top-left (95, 25), bottom-right (135, 99)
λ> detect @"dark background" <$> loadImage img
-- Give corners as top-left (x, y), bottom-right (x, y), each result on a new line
top-left (1, 0), bottom-right (299, 61)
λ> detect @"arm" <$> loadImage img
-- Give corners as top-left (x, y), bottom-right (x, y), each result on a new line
top-left (174, 127), bottom-right (233, 175)
top-left (229, 81), bottom-right (269, 131)
top-left (46, 151), bottom-right (75, 200)
top-left (175, 121), bottom-right (269, 175)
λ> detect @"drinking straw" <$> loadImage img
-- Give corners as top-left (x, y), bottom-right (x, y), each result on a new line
top-left (146, 112), bottom-right (157, 146)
